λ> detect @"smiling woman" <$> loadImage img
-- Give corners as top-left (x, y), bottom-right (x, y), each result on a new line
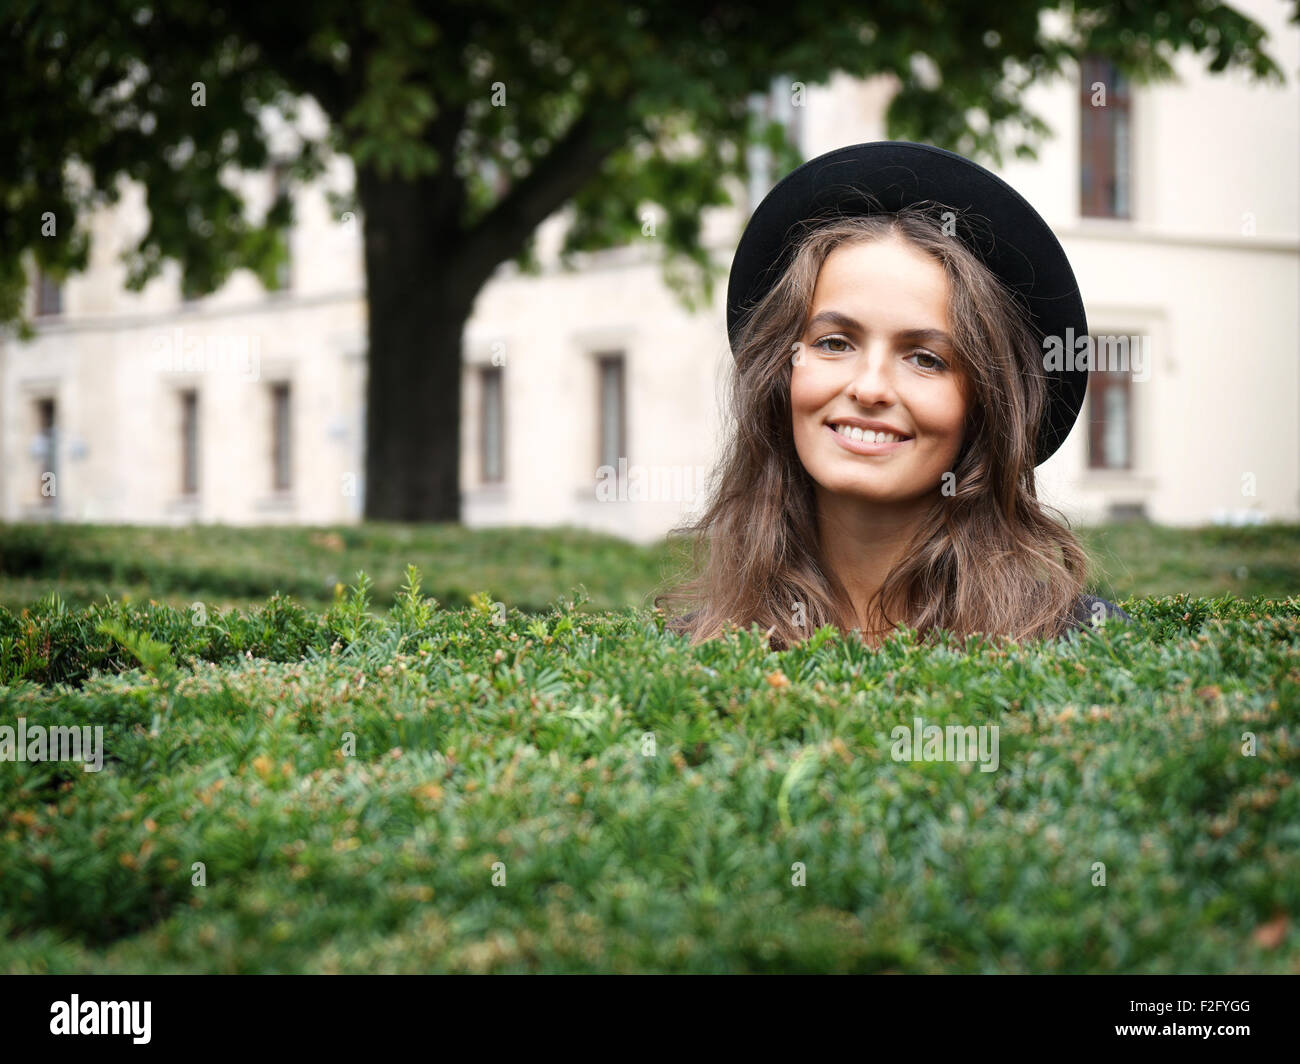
top-left (790, 234), bottom-right (973, 634)
top-left (655, 141), bottom-right (1132, 649)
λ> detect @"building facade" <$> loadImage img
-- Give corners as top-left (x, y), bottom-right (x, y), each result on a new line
top-left (3, 2), bottom-right (1296, 541)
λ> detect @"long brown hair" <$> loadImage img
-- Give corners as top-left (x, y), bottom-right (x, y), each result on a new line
top-left (654, 203), bottom-right (1090, 649)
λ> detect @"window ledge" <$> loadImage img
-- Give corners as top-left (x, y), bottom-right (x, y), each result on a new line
top-left (1079, 469), bottom-right (1156, 491)
top-left (21, 505), bottom-right (59, 521)
top-left (1075, 215), bottom-right (1134, 229)
top-left (575, 484), bottom-right (621, 503)
top-left (166, 496), bottom-right (201, 516)
top-left (254, 493), bottom-right (296, 512)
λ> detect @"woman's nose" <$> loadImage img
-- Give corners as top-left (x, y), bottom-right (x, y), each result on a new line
top-left (847, 347), bottom-right (896, 405)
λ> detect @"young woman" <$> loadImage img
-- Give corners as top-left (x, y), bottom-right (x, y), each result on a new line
top-left (656, 141), bottom-right (1131, 650)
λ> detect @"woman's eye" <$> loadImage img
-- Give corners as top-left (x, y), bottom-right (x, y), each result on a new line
top-left (813, 335), bottom-right (850, 353)
top-left (911, 350), bottom-right (947, 370)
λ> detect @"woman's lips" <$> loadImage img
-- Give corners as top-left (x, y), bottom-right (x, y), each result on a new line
top-left (825, 423), bottom-right (912, 455)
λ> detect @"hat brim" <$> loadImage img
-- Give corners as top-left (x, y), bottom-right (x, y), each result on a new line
top-left (726, 140), bottom-right (1088, 466)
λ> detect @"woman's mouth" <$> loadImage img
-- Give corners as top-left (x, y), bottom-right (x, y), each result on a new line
top-left (825, 422), bottom-right (913, 455)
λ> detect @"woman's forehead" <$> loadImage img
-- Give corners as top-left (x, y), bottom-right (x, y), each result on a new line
top-left (809, 241), bottom-right (950, 332)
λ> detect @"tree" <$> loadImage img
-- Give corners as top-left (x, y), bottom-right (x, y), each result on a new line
top-left (1, 0), bottom-right (1291, 520)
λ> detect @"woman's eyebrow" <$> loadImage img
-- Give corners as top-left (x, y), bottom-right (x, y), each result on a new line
top-left (804, 310), bottom-right (953, 348)
top-left (805, 309), bottom-right (863, 333)
top-left (897, 328), bottom-right (955, 350)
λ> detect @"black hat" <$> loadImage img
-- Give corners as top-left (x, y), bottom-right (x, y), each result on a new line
top-left (726, 140), bottom-right (1088, 466)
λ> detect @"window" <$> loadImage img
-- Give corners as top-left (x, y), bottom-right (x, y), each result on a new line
top-left (1080, 55), bottom-right (1132, 219)
top-left (270, 382), bottom-right (292, 491)
top-left (1108, 501), bottom-right (1147, 521)
top-left (746, 73), bottom-right (804, 212)
top-left (1087, 367), bottom-right (1133, 470)
top-left (34, 397), bottom-right (57, 505)
top-left (180, 390), bottom-right (199, 496)
top-left (479, 366), bottom-right (504, 483)
top-left (270, 162), bottom-right (293, 291)
top-left (597, 354), bottom-right (626, 475)
top-left (35, 270), bottom-right (62, 317)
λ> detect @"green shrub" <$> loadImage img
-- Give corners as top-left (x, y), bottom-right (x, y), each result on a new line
top-left (0, 574), bottom-right (1297, 973)
top-left (0, 590), bottom-right (328, 687)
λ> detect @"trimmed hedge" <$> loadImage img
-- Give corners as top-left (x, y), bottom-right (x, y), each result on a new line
top-left (1, 573), bottom-right (1297, 973)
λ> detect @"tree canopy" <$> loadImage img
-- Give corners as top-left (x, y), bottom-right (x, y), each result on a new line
top-left (1, 0), bottom-right (1291, 518)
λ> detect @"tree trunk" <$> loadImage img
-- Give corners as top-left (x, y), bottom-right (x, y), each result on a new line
top-left (356, 165), bottom-right (479, 522)
top-left (354, 101), bottom-right (632, 522)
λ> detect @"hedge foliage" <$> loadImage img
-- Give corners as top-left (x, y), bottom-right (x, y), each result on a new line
top-left (1, 569), bottom-right (1297, 973)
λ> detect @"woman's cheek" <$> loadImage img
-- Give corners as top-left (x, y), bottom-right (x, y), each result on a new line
top-left (789, 367), bottom-right (825, 438)
top-left (926, 385), bottom-right (968, 461)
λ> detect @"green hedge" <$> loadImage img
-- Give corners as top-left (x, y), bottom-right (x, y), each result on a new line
top-left (1, 573), bottom-right (1297, 973)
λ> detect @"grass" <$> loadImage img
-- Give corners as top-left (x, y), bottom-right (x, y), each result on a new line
top-left (1, 520), bottom-right (1298, 614)
top-left (0, 522), bottom-right (671, 614)
top-left (0, 531), bottom-right (1297, 972)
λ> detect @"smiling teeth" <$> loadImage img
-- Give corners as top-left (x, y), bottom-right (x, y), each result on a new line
top-left (833, 424), bottom-right (905, 443)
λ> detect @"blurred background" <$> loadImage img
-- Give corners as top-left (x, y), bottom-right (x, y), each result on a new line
top-left (1, 0), bottom-right (1297, 612)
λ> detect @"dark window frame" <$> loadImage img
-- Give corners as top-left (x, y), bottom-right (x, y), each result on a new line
top-left (1087, 366), bottom-right (1134, 471)
top-left (596, 353), bottom-right (626, 477)
top-left (479, 365), bottom-right (505, 484)
top-left (1080, 54), bottom-right (1132, 220)
top-left (270, 381), bottom-right (292, 492)
top-left (35, 397), bottom-right (57, 505)
top-left (180, 389), bottom-right (200, 496)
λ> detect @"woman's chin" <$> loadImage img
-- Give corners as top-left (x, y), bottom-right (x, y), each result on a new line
top-left (820, 477), bottom-right (905, 502)
top-left (811, 468), bottom-right (948, 505)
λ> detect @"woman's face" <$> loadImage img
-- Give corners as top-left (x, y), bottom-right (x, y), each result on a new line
top-left (790, 234), bottom-right (969, 506)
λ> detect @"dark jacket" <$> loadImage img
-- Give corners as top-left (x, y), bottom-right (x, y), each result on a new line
top-left (666, 593), bottom-right (1131, 642)
top-left (1061, 593), bottom-right (1132, 633)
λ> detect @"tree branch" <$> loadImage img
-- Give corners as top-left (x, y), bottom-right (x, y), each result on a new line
top-left (458, 89), bottom-right (638, 284)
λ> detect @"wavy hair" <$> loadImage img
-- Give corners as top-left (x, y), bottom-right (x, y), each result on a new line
top-left (654, 203), bottom-right (1091, 649)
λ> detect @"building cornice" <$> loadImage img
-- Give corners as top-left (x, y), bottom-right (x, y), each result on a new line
top-left (5, 219), bottom-right (1294, 343)
top-left (1059, 220), bottom-right (1299, 255)
top-left (2, 289), bottom-right (366, 339)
